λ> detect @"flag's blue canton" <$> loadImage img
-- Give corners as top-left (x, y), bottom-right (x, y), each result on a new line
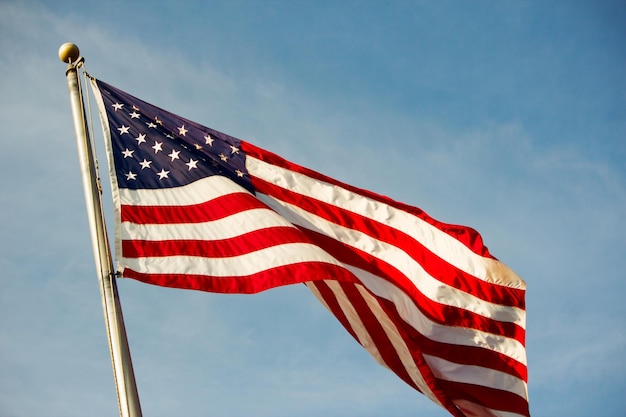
top-left (97, 80), bottom-right (252, 192)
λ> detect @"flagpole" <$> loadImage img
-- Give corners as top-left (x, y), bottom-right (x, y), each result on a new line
top-left (59, 43), bottom-right (143, 417)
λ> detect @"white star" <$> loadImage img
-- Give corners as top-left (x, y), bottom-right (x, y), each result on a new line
top-left (122, 148), bottom-right (134, 158)
top-left (129, 111), bottom-right (140, 119)
top-left (204, 134), bottom-right (214, 146)
top-left (186, 158), bottom-right (198, 170)
top-left (157, 169), bottom-right (170, 180)
top-left (125, 171), bottom-right (137, 180)
top-left (230, 145), bottom-right (240, 155)
top-left (132, 105), bottom-right (140, 111)
top-left (168, 150), bottom-right (181, 161)
top-left (112, 103), bottom-right (124, 111)
top-left (135, 133), bottom-right (147, 144)
top-left (219, 153), bottom-right (228, 162)
top-left (152, 141), bottom-right (163, 154)
top-left (146, 122), bottom-right (157, 129)
top-left (194, 143), bottom-right (203, 150)
top-left (235, 169), bottom-right (244, 177)
top-left (139, 159), bottom-right (152, 170)
top-left (155, 117), bottom-right (163, 125)
top-left (165, 134), bottom-right (174, 139)
top-left (178, 124), bottom-right (188, 136)
top-left (117, 125), bottom-right (130, 135)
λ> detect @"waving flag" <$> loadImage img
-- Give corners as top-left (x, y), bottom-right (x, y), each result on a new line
top-left (91, 77), bottom-right (529, 417)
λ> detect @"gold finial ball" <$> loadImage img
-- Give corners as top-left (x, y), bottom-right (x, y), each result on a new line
top-left (58, 43), bottom-right (80, 64)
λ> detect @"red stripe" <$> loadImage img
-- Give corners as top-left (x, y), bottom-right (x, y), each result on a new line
top-left (121, 192), bottom-right (266, 224)
top-left (243, 141), bottom-right (494, 258)
top-left (375, 295), bottom-right (528, 381)
top-left (123, 261), bottom-right (359, 294)
top-left (122, 226), bottom-right (308, 258)
top-left (421, 334), bottom-right (527, 382)
top-left (440, 380), bottom-right (530, 417)
top-left (250, 175), bottom-right (525, 310)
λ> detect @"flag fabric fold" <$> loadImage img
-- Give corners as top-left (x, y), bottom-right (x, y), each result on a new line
top-left (90, 77), bottom-right (529, 417)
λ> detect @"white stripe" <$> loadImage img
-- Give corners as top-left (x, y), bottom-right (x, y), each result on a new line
top-left (257, 193), bottom-right (526, 328)
top-left (118, 175), bottom-right (249, 206)
top-left (121, 207), bottom-right (296, 241)
top-left (347, 266), bottom-right (527, 365)
top-left (424, 354), bottom-right (528, 400)
top-left (122, 242), bottom-right (343, 277)
top-left (247, 156), bottom-right (525, 289)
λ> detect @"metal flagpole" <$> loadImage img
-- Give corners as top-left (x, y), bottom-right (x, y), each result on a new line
top-left (59, 43), bottom-right (143, 417)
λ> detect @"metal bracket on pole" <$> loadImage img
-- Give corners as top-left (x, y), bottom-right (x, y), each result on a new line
top-left (59, 43), bottom-right (143, 417)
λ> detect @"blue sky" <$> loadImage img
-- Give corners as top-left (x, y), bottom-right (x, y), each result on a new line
top-left (1, 1), bottom-right (624, 416)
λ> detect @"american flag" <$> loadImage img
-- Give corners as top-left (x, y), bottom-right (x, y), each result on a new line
top-left (91, 78), bottom-right (529, 417)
